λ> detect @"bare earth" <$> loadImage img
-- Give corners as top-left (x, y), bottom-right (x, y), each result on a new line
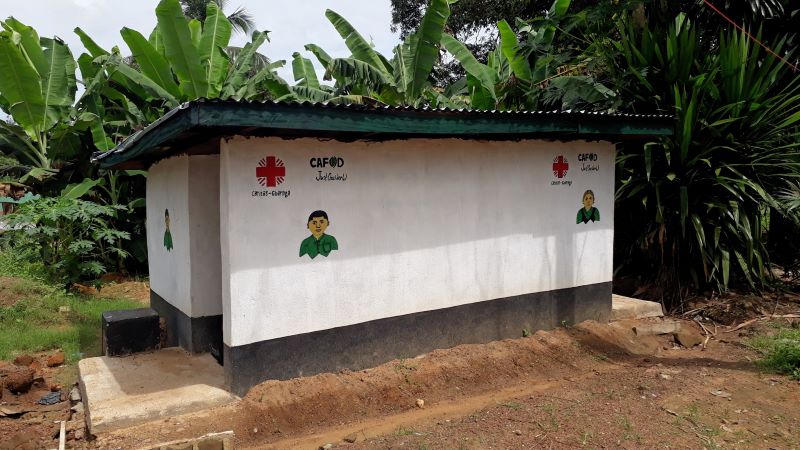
top-left (93, 314), bottom-right (799, 450)
top-left (2, 294), bottom-right (798, 449)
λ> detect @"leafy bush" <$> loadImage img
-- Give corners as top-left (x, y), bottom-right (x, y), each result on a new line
top-left (2, 197), bottom-right (130, 285)
top-left (602, 15), bottom-right (800, 303)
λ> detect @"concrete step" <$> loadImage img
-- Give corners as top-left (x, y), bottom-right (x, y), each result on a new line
top-left (611, 294), bottom-right (664, 320)
top-left (79, 348), bottom-right (239, 434)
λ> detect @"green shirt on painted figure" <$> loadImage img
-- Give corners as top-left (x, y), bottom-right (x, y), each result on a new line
top-left (576, 207), bottom-right (600, 224)
top-left (299, 234), bottom-right (338, 259)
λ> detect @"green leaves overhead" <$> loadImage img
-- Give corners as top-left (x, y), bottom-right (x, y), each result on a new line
top-left (0, 17), bottom-right (77, 177)
top-left (497, 20), bottom-right (532, 83)
top-left (198, 2), bottom-right (232, 97)
top-left (113, 0), bottom-right (284, 105)
top-left (223, 30), bottom-right (268, 97)
top-left (404, 0), bottom-right (450, 98)
top-left (304, 44), bottom-right (334, 79)
top-left (312, 0), bottom-right (451, 105)
top-left (0, 38), bottom-right (46, 138)
top-left (74, 27), bottom-right (109, 58)
top-left (120, 27), bottom-right (181, 98)
top-left (40, 38), bottom-right (73, 128)
top-left (292, 52), bottom-right (320, 89)
top-left (325, 9), bottom-right (390, 75)
top-left (440, 34), bottom-right (497, 107)
top-left (155, 0), bottom-right (208, 98)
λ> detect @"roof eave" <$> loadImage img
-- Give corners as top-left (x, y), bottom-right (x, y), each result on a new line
top-left (91, 100), bottom-right (674, 169)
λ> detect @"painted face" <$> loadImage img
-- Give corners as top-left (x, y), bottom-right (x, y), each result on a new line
top-left (308, 216), bottom-right (328, 239)
top-left (583, 193), bottom-right (594, 210)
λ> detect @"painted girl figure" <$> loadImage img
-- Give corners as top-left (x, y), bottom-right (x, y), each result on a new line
top-left (163, 209), bottom-right (174, 251)
top-left (576, 190), bottom-right (600, 224)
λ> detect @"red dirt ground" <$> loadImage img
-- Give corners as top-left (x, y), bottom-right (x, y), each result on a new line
top-left (91, 312), bottom-right (799, 450)
top-left (2, 294), bottom-right (798, 449)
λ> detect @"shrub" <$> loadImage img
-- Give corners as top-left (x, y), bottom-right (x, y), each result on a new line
top-left (601, 15), bottom-right (800, 304)
top-left (1, 197), bottom-right (130, 286)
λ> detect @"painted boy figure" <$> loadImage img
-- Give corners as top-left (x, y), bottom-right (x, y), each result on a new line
top-left (299, 210), bottom-right (339, 259)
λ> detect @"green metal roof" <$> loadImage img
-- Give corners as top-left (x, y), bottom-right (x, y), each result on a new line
top-left (91, 99), bottom-right (674, 169)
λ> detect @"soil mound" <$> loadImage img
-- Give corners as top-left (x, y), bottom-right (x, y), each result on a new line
top-left (239, 321), bottom-right (665, 439)
top-left (72, 280), bottom-right (150, 305)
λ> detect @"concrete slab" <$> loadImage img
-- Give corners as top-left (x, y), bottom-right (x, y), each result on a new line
top-left (611, 294), bottom-right (664, 320)
top-left (78, 348), bottom-right (239, 434)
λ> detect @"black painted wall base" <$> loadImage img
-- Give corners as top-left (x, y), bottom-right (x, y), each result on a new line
top-left (150, 290), bottom-right (223, 363)
top-left (224, 282), bottom-right (611, 396)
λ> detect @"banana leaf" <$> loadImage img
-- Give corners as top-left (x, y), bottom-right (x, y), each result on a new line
top-left (291, 52), bottom-right (320, 89)
top-left (121, 27), bottom-right (181, 98)
top-left (198, 2), bottom-right (232, 98)
top-left (497, 20), bottom-right (532, 83)
top-left (405, 0), bottom-right (450, 99)
top-left (325, 9), bottom-right (391, 76)
top-left (155, 0), bottom-right (208, 98)
top-left (440, 34), bottom-right (496, 105)
top-left (223, 31), bottom-right (267, 98)
top-left (74, 27), bottom-right (109, 58)
top-left (39, 38), bottom-right (73, 132)
top-left (0, 38), bottom-right (46, 139)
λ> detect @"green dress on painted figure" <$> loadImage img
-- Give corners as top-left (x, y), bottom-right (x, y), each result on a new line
top-left (576, 190), bottom-right (600, 224)
top-left (163, 209), bottom-right (174, 251)
top-left (299, 210), bottom-right (339, 259)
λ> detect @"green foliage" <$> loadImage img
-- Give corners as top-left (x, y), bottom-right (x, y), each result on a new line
top-left (105, 0), bottom-right (288, 105)
top-left (441, 0), bottom-right (615, 110)
top-left (299, 0), bottom-right (452, 106)
top-left (1, 0), bottom-right (796, 302)
top-left (181, 0), bottom-right (256, 36)
top-left (605, 14), bottom-right (800, 299)
top-left (0, 242), bottom-right (48, 280)
top-left (2, 197), bottom-right (131, 285)
top-left (0, 18), bottom-right (84, 180)
top-left (749, 326), bottom-right (800, 379)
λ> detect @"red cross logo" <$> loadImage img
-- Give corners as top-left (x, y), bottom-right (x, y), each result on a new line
top-left (256, 156), bottom-right (286, 187)
top-left (552, 155), bottom-right (569, 178)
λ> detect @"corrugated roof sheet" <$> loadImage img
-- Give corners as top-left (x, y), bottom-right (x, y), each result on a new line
top-left (199, 98), bottom-right (671, 117)
top-left (92, 99), bottom-right (674, 168)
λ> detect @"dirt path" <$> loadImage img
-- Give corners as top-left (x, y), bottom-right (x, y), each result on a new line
top-left (92, 317), bottom-right (800, 450)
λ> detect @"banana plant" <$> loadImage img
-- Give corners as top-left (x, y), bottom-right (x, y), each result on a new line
top-left (102, 0), bottom-right (292, 106)
top-left (300, 0), bottom-right (452, 106)
top-left (0, 18), bottom-right (80, 180)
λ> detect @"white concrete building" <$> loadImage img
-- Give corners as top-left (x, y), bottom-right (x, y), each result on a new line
top-left (93, 100), bottom-right (672, 394)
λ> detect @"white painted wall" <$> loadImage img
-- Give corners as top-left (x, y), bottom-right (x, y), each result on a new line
top-left (147, 156), bottom-right (191, 315)
top-left (220, 137), bottom-right (615, 347)
top-left (147, 154), bottom-right (222, 318)
top-left (188, 155), bottom-right (222, 317)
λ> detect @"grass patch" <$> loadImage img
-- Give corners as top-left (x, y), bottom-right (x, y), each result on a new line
top-left (748, 326), bottom-right (800, 380)
top-left (0, 245), bottom-right (49, 281)
top-left (0, 251), bottom-right (141, 362)
top-left (394, 425), bottom-right (416, 436)
top-left (498, 401), bottom-right (522, 410)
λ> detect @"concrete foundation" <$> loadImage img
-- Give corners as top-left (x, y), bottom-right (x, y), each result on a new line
top-left (225, 282), bottom-right (611, 395)
top-left (78, 348), bottom-right (238, 434)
